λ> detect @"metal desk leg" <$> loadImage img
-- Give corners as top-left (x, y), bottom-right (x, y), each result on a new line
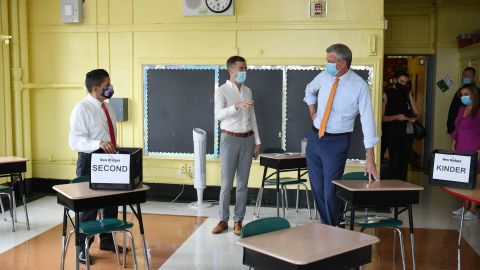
top-left (276, 169), bottom-right (281, 217)
top-left (135, 203), bottom-right (150, 270)
top-left (74, 211), bottom-right (80, 270)
top-left (408, 205), bottom-right (416, 270)
top-left (123, 205), bottom-right (127, 267)
top-left (350, 204), bottom-right (355, 231)
top-left (60, 208), bottom-right (68, 270)
top-left (457, 206), bottom-right (465, 270)
top-left (9, 174), bottom-right (17, 223)
top-left (19, 173), bottom-right (30, 230)
top-left (255, 166), bottom-right (268, 217)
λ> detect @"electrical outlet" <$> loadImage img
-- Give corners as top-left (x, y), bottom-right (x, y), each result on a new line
top-left (178, 166), bottom-right (185, 176)
top-left (188, 163), bottom-right (193, 178)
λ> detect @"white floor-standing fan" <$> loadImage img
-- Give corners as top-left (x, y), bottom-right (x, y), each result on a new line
top-left (189, 128), bottom-right (212, 209)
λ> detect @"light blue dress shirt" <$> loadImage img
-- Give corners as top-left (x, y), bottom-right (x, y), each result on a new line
top-left (304, 69), bottom-right (378, 149)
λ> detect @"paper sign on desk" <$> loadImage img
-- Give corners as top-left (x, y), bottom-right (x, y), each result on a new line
top-left (430, 150), bottom-right (477, 189)
top-left (91, 153), bottom-right (130, 184)
top-left (432, 153), bottom-right (471, 183)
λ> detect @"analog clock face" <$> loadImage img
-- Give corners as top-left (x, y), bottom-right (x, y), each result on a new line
top-left (205, 0), bottom-right (232, 13)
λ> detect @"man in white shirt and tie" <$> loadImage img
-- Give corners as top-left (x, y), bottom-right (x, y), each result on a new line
top-left (212, 56), bottom-right (262, 235)
top-left (304, 44), bottom-right (379, 226)
top-left (69, 69), bottom-right (127, 264)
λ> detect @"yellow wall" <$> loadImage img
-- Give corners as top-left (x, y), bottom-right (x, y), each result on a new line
top-left (0, 0), bottom-right (10, 157)
top-left (460, 43), bottom-right (480, 81)
top-left (16, 0), bottom-right (385, 186)
top-left (433, 3), bottom-right (480, 150)
top-left (385, 0), bottom-right (480, 151)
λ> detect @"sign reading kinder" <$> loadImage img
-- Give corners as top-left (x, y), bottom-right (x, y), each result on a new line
top-left (91, 153), bottom-right (131, 184)
top-left (432, 153), bottom-right (471, 183)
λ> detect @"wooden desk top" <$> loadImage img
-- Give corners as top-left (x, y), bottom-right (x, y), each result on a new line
top-left (237, 223), bottom-right (379, 265)
top-left (0, 156), bottom-right (28, 164)
top-left (333, 180), bottom-right (424, 192)
top-left (259, 153), bottom-right (305, 160)
top-left (53, 182), bottom-right (149, 200)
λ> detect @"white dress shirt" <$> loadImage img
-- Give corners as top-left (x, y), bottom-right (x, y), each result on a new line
top-left (69, 94), bottom-right (117, 153)
top-left (215, 80), bottom-right (261, 145)
top-left (304, 69), bottom-right (378, 149)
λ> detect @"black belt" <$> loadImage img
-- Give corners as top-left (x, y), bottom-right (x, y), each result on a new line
top-left (311, 126), bottom-right (352, 136)
top-left (222, 129), bottom-right (254, 138)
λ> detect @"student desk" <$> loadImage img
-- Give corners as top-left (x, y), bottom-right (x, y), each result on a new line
top-left (442, 183), bottom-right (480, 270)
top-left (237, 223), bottom-right (379, 270)
top-left (0, 156), bottom-right (30, 230)
top-left (259, 153), bottom-right (307, 217)
top-left (333, 179), bottom-right (423, 270)
top-left (53, 182), bottom-right (150, 270)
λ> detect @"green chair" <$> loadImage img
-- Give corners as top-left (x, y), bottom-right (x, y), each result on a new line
top-left (0, 184), bottom-right (16, 232)
top-left (241, 217), bottom-right (291, 270)
top-left (254, 148), bottom-right (313, 218)
top-left (240, 217), bottom-right (291, 238)
top-left (341, 172), bottom-right (406, 270)
top-left (60, 176), bottom-right (137, 270)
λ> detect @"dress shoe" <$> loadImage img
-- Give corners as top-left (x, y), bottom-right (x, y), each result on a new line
top-left (234, 221), bottom-right (243, 236)
top-left (212, 221), bottom-right (228, 234)
top-left (99, 242), bottom-right (130, 253)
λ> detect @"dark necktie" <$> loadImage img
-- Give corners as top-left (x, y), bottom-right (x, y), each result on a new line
top-left (101, 103), bottom-right (116, 147)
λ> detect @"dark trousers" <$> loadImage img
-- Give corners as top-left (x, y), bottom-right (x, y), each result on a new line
top-left (306, 130), bottom-right (350, 226)
top-left (76, 152), bottom-right (118, 248)
top-left (386, 133), bottom-right (414, 181)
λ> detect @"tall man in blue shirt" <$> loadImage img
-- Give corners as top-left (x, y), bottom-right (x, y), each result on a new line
top-left (304, 44), bottom-right (379, 226)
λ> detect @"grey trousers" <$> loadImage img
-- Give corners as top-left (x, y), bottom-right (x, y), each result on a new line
top-left (219, 133), bottom-right (255, 222)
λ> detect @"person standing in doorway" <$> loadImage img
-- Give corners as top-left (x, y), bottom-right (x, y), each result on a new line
top-left (382, 70), bottom-right (420, 180)
top-left (212, 56), bottom-right (262, 235)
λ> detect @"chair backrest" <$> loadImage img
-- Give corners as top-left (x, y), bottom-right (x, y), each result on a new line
top-left (263, 148), bottom-right (285, 154)
top-left (240, 217), bottom-right (291, 238)
top-left (342, 171), bottom-right (369, 181)
top-left (70, 175), bottom-right (90, 184)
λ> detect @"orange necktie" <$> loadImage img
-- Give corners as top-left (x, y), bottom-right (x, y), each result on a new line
top-left (318, 77), bottom-right (340, 137)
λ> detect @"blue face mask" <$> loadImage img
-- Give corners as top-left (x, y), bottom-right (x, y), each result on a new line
top-left (325, 63), bottom-right (338, 76)
top-left (101, 85), bottom-right (114, 99)
top-left (461, 95), bottom-right (472, 106)
top-left (236, 71), bottom-right (247, 84)
top-left (462, 77), bottom-right (472, 85)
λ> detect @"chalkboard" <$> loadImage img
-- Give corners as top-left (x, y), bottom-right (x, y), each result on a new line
top-left (143, 65), bottom-right (373, 159)
top-left (145, 68), bottom-right (215, 155)
top-left (285, 68), bottom-right (371, 160)
top-left (218, 69), bottom-right (283, 150)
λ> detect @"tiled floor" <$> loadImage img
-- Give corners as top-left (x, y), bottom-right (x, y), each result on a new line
top-left (0, 171), bottom-right (479, 269)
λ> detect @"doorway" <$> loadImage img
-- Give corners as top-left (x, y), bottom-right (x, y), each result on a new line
top-left (382, 55), bottom-right (434, 173)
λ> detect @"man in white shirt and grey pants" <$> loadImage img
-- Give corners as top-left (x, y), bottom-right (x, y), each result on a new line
top-left (212, 56), bottom-right (262, 235)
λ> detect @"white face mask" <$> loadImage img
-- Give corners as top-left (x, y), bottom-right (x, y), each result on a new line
top-left (235, 71), bottom-right (247, 84)
top-left (325, 63), bottom-right (338, 76)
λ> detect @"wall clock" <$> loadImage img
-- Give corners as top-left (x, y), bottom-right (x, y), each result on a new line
top-left (205, 0), bottom-right (233, 14)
